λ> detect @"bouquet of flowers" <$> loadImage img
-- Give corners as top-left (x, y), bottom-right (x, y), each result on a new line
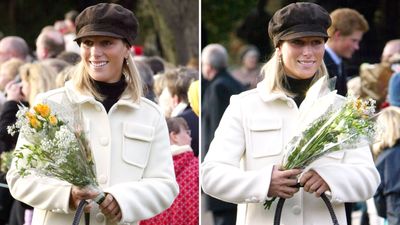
top-left (8, 102), bottom-right (105, 204)
top-left (264, 78), bottom-right (376, 210)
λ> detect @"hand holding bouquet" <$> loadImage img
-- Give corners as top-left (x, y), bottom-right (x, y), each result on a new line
top-left (264, 85), bottom-right (376, 209)
top-left (8, 102), bottom-right (105, 205)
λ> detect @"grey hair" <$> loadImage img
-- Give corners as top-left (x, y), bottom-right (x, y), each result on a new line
top-left (201, 44), bottom-right (228, 70)
top-left (0, 36), bottom-right (29, 59)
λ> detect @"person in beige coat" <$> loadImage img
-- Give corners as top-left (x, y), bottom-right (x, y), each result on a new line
top-left (201, 3), bottom-right (380, 225)
top-left (6, 3), bottom-right (178, 225)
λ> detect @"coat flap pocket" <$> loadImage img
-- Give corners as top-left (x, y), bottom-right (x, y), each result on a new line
top-left (122, 123), bottom-right (154, 168)
top-left (249, 118), bottom-right (282, 131)
top-left (123, 123), bottom-right (154, 142)
top-left (248, 117), bottom-right (283, 157)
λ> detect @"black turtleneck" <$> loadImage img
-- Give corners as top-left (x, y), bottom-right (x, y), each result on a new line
top-left (283, 75), bottom-right (314, 107)
top-left (92, 76), bottom-right (127, 113)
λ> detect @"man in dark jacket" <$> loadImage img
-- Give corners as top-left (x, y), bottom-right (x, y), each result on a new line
top-left (201, 43), bottom-right (245, 225)
top-left (324, 8), bottom-right (369, 97)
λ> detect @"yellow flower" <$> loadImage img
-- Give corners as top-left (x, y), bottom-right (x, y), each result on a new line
top-left (25, 111), bottom-right (35, 120)
top-left (48, 115), bottom-right (58, 126)
top-left (29, 117), bottom-right (42, 129)
top-left (34, 104), bottom-right (51, 118)
top-left (354, 99), bottom-right (362, 110)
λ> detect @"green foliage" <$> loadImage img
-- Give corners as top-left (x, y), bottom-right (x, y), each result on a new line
top-left (0, 151), bottom-right (14, 173)
top-left (202, 0), bottom-right (258, 46)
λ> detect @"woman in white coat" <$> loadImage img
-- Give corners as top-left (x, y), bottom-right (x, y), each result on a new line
top-left (201, 2), bottom-right (380, 225)
top-left (7, 3), bottom-right (178, 225)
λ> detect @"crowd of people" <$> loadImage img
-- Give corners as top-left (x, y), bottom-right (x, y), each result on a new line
top-left (0, 3), bottom-right (198, 225)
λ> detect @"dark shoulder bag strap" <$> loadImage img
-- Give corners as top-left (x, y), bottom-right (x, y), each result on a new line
top-left (72, 200), bottom-right (90, 225)
top-left (273, 191), bottom-right (339, 225)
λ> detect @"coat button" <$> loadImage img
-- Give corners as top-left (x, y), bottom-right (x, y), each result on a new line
top-left (292, 205), bottom-right (301, 215)
top-left (96, 213), bottom-right (105, 222)
top-left (100, 137), bottom-right (109, 146)
top-left (98, 175), bottom-right (107, 184)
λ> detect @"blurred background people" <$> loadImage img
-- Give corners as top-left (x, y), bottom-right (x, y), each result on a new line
top-left (35, 28), bottom-right (65, 60)
top-left (155, 67), bottom-right (199, 156)
top-left (144, 56), bottom-right (166, 75)
top-left (0, 36), bottom-right (30, 64)
top-left (381, 39), bottom-right (400, 65)
top-left (353, 39), bottom-right (400, 111)
top-left (201, 43), bottom-right (245, 225)
top-left (56, 51), bottom-right (81, 65)
top-left (373, 73), bottom-right (400, 225)
top-left (140, 117), bottom-right (198, 225)
top-left (62, 10), bottom-right (80, 54)
top-left (231, 45), bottom-right (262, 89)
top-left (134, 59), bottom-right (156, 102)
top-left (0, 59), bottom-right (25, 111)
top-left (187, 80), bottom-right (199, 117)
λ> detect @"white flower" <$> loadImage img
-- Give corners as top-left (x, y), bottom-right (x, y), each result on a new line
top-left (40, 138), bottom-right (55, 152)
top-left (55, 125), bottom-right (76, 150)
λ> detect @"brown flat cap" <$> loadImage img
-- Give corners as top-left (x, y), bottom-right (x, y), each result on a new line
top-left (74, 3), bottom-right (138, 46)
top-left (268, 2), bottom-right (331, 47)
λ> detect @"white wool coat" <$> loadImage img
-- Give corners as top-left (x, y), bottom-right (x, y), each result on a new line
top-left (7, 81), bottom-right (179, 225)
top-left (202, 77), bottom-right (380, 225)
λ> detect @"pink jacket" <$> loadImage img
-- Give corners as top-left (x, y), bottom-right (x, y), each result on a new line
top-left (141, 146), bottom-right (199, 225)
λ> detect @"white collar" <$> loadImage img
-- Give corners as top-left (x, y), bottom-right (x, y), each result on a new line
top-left (325, 44), bottom-right (342, 65)
top-left (170, 145), bottom-right (192, 156)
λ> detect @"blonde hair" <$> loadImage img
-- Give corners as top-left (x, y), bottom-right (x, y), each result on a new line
top-left (56, 65), bottom-right (74, 88)
top-left (374, 106), bottom-right (400, 156)
top-left (20, 62), bottom-right (57, 105)
top-left (0, 58), bottom-right (25, 80)
top-left (188, 80), bottom-right (199, 116)
top-left (71, 53), bottom-right (142, 102)
top-left (260, 51), bottom-right (328, 96)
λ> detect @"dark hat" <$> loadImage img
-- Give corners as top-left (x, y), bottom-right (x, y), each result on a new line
top-left (389, 73), bottom-right (400, 107)
top-left (268, 2), bottom-right (331, 47)
top-left (74, 3), bottom-right (138, 46)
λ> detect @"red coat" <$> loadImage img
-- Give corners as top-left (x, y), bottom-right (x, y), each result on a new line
top-left (140, 147), bottom-right (199, 225)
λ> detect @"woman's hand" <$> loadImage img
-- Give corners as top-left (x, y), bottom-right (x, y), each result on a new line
top-left (99, 193), bottom-right (122, 223)
top-left (268, 165), bottom-right (302, 199)
top-left (5, 81), bottom-right (24, 102)
top-left (69, 186), bottom-right (99, 212)
top-left (299, 170), bottom-right (330, 197)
